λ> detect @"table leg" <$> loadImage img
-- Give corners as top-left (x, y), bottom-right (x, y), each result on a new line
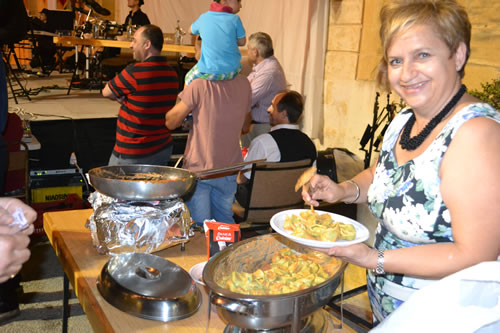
top-left (67, 46), bottom-right (80, 95)
top-left (85, 47), bottom-right (90, 80)
top-left (66, 45), bottom-right (85, 95)
top-left (62, 274), bottom-right (70, 333)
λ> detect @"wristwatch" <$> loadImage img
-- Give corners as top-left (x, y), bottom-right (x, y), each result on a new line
top-left (375, 249), bottom-right (385, 275)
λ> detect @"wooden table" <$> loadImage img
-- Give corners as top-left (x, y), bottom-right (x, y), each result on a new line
top-left (52, 36), bottom-right (196, 93)
top-left (44, 209), bottom-right (226, 332)
top-left (43, 209), bottom-right (371, 332)
top-left (53, 36), bottom-right (195, 53)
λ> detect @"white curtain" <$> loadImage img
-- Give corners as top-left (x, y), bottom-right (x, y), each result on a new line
top-left (115, 0), bottom-right (328, 140)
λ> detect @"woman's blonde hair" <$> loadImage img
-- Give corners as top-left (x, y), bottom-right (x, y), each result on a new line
top-left (377, 0), bottom-right (471, 91)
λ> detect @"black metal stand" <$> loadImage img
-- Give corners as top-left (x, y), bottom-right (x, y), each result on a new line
top-left (62, 274), bottom-right (70, 333)
top-left (48, 46), bottom-right (72, 75)
top-left (359, 93), bottom-right (395, 169)
top-left (67, 45), bottom-right (83, 95)
top-left (67, 45), bottom-right (103, 95)
top-left (327, 284), bottom-right (373, 331)
top-left (2, 45), bottom-right (31, 103)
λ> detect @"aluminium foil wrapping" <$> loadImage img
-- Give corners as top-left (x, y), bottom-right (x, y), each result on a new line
top-left (87, 192), bottom-right (192, 255)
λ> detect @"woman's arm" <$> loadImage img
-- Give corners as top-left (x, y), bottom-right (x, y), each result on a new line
top-left (437, 116), bottom-right (500, 272)
top-left (329, 116), bottom-right (500, 279)
top-left (302, 164), bottom-right (376, 206)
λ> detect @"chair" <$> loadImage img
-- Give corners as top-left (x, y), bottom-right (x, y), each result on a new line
top-left (5, 140), bottom-right (30, 203)
top-left (233, 159), bottom-right (312, 232)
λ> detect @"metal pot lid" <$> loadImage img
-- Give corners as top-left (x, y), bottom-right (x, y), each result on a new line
top-left (106, 252), bottom-right (193, 298)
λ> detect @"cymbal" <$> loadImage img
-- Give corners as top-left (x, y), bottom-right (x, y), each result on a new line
top-left (84, 0), bottom-right (111, 16)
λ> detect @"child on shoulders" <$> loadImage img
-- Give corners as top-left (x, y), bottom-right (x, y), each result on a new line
top-left (185, 0), bottom-right (246, 86)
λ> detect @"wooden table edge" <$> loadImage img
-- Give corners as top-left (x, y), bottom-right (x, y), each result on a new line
top-left (53, 36), bottom-right (195, 53)
top-left (44, 212), bottom-right (115, 332)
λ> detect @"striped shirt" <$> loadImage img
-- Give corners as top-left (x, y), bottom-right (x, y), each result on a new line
top-left (108, 56), bottom-right (178, 158)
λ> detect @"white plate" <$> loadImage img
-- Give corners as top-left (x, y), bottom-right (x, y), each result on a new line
top-left (270, 209), bottom-right (370, 248)
top-left (189, 261), bottom-right (207, 286)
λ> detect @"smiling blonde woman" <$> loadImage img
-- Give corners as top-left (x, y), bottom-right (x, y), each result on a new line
top-left (300, 0), bottom-right (500, 325)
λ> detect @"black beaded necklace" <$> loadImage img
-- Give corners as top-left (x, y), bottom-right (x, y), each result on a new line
top-left (399, 84), bottom-right (466, 151)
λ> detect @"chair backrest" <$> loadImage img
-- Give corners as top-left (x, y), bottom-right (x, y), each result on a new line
top-left (5, 141), bottom-right (30, 202)
top-left (243, 159), bottom-right (312, 223)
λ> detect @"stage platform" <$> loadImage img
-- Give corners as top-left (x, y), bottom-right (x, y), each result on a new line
top-left (9, 72), bottom-right (118, 121)
top-left (7, 72), bottom-right (186, 173)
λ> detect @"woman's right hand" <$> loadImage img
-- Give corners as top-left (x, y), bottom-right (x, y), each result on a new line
top-left (302, 174), bottom-right (344, 206)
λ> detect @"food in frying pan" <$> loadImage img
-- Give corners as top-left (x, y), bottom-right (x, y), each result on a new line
top-left (95, 169), bottom-right (188, 183)
top-left (283, 208), bottom-right (356, 242)
top-left (219, 248), bottom-right (340, 295)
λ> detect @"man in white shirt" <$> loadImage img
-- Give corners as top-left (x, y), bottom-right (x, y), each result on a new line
top-left (236, 91), bottom-right (316, 205)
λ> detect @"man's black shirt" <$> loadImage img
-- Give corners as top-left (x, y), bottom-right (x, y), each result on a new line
top-left (124, 9), bottom-right (150, 26)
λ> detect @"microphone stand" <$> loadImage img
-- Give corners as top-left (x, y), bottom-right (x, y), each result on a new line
top-left (373, 93), bottom-right (394, 149)
top-left (360, 92), bottom-right (397, 169)
top-left (360, 92), bottom-right (379, 169)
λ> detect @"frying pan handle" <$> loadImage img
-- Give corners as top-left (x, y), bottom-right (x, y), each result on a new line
top-left (196, 159), bottom-right (267, 178)
top-left (210, 293), bottom-right (255, 313)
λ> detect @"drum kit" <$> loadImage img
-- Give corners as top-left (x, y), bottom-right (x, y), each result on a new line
top-left (73, 0), bottom-right (128, 40)
top-left (69, 0), bottom-right (135, 90)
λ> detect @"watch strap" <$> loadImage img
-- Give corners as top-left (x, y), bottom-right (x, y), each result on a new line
top-left (375, 249), bottom-right (385, 275)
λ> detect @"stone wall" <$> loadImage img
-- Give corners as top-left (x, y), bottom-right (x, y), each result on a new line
top-left (323, 0), bottom-right (380, 159)
top-left (322, 0), bottom-right (500, 159)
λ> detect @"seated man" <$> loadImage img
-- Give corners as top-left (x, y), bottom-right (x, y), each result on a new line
top-left (101, 0), bottom-right (151, 65)
top-left (236, 90), bottom-right (317, 205)
top-left (125, 0), bottom-right (150, 27)
top-left (29, 9), bottom-right (56, 70)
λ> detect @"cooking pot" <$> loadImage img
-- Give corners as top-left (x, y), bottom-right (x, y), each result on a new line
top-left (97, 252), bottom-right (201, 322)
top-left (89, 160), bottom-right (264, 201)
top-left (203, 234), bottom-right (347, 330)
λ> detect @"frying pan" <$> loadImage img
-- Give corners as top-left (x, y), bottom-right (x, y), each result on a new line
top-left (88, 159), bottom-right (265, 201)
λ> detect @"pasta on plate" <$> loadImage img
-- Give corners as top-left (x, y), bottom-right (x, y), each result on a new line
top-left (283, 208), bottom-right (356, 242)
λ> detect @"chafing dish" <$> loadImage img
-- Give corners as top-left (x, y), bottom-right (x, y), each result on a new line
top-left (203, 234), bottom-right (347, 330)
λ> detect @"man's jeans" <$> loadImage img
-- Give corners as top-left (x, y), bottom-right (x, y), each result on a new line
top-left (186, 174), bottom-right (237, 226)
top-left (108, 144), bottom-right (173, 166)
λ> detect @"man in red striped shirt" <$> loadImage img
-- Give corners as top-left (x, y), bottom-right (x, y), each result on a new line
top-left (103, 24), bottom-right (179, 166)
